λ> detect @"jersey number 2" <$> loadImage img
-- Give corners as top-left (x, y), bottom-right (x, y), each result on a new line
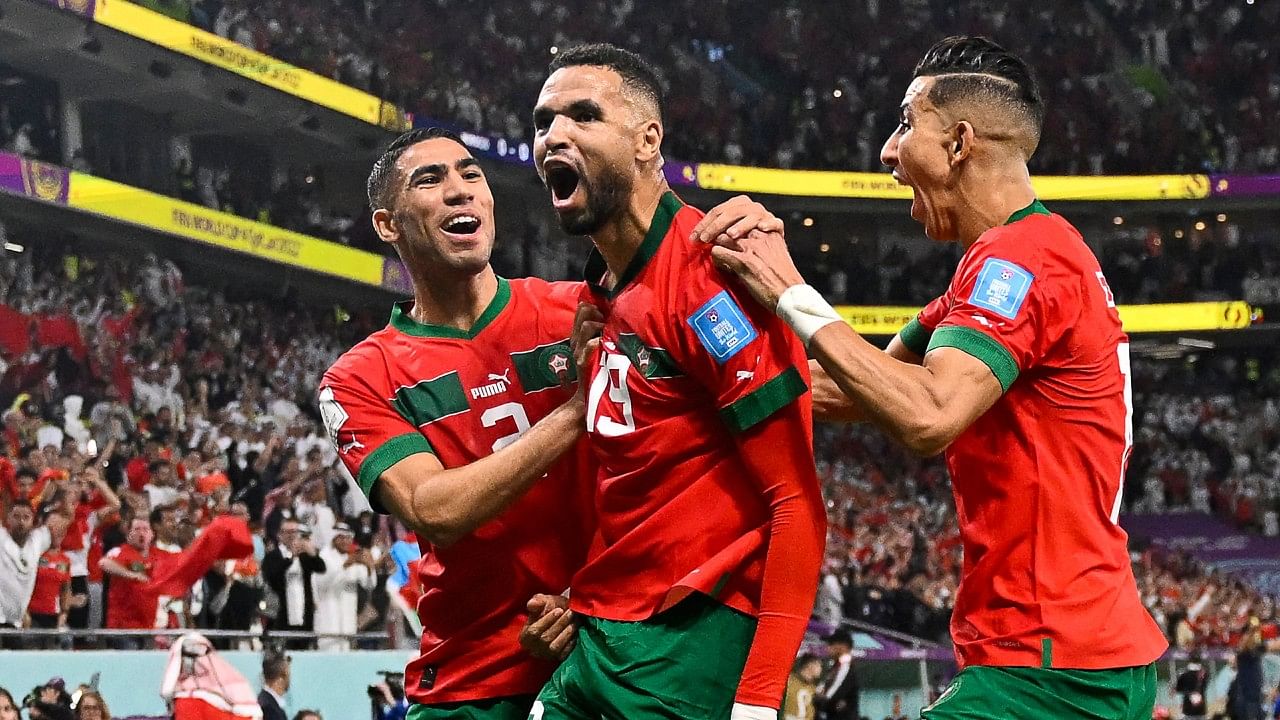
top-left (586, 351), bottom-right (636, 437)
top-left (482, 402), bottom-right (531, 452)
top-left (1109, 342), bottom-right (1133, 524)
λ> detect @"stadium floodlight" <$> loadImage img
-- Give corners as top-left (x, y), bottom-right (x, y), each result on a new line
top-left (3, 242), bottom-right (25, 253)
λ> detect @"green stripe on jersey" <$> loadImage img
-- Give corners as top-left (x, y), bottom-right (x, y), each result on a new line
top-left (511, 339), bottom-right (577, 392)
top-left (391, 371), bottom-right (469, 427)
top-left (358, 432), bottom-right (434, 513)
top-left (617, 333), bottom-right (683, 379)
top-left (927, 326), bottom-right (1020, 392)
top-left (898, 317), bottom-right (933, 357)
top-left (719, 366), bottom-right (808, 433)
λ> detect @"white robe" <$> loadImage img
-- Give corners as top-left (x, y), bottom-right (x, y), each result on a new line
top-left (311, 546), bottom-right (374, 651)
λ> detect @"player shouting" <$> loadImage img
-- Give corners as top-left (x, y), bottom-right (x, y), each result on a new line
top-left (529, 44), bottom-right (826, 720)
top-left (320, 128), bottom-right (596, 720)
top-left (699, 36), bottom-right (1169, 720)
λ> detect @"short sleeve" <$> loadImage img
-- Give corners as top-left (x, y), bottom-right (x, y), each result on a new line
top-left (898, 294), bottom-right (950, 356)
top-left (319, 368), bottom-right (433, 514)
top-left (674, 262), bottom-right (809, 433)
top-left (929, 239), bottom-right (1074, 392)
top-left (104, 546), bottom-right (123, 561)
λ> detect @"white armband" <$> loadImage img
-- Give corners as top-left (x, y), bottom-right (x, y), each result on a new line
top-left (729, 702), bottom-right (778, 720)
top-left (775, 284), bottom-right (842, 347)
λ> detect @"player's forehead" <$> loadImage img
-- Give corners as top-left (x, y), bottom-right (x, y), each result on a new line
top-left (900, 76), bottom-right (938, 117)
top-left (536, 65), bottom-right (627, 113)
top-left (396, 137), bottom-right (476, 176)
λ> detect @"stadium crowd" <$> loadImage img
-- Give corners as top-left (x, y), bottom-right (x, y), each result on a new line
top-left (1, 236), bottom-right (1276, 664)
top-left (128, 0), bottom-right (1280, 174)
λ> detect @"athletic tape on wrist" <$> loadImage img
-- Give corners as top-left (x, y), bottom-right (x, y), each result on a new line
top-left (775, 284), bottom-right (842, 347)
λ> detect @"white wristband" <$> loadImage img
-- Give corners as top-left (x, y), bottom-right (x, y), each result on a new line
top-left (775, 283), bottom-right (842, 347)
top-left (729, 702), bottom-right (778, 720)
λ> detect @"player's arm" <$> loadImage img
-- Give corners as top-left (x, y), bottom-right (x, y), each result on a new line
top-left (374, 401), bottom-right (584, 548)
top-left (711, 229), bottom-right (1005, 456)
top-left (809, 335), bottom-right (923, 424)
top-left (731, 399), bottom-right (827, 712)
top-left (676, 270), bottom-right (825, 712)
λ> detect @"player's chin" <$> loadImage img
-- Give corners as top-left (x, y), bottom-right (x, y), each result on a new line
top-left (555, 206), bottom-right (602, 237)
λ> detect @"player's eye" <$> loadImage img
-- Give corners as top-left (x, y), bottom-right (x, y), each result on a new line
top-left (897, 119), bottom-right (911, 132)
top-left (463, 171), bottom-right (482, 181)
top-left (574, 110), bottom-right (598, 123)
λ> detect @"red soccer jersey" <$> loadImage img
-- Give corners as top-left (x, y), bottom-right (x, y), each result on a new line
top-left (575, 192), bottom-right (824, 707)
top-left (28, 549), bottom-right (70, 616)
top-left (899, 200), bottom-right (1168, 670)
top-left (321, 277), bottom-right (595, 705)
top-left (102, 544), bottom-right (158, 629)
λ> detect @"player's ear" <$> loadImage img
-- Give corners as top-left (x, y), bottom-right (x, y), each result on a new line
top-left (950, 121), bottom-right (976, 166)
top-left (371, 207), bottom-right (400, 245)
top-left (636, 119), bottom-right (663, 164)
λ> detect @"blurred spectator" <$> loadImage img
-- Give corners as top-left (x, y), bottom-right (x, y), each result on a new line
top-left (815, 630), bottom-right (859, 720)
top-left (292, 711), bottom-right (321, 720)
top-left (258, 650), bottom-right (290, 720)
top-left (262, 518), bottom-right (326, 648)
top-left (782, 655), bottom-right (822, 720)
top-left (98, 516), bottom-right (158, 647)
top-left (27, 512), bottom-right (73, 645)
top-left (1176, 651), bottom-right (1211, 720)
top-left (71, 690), bottom-right (109, 720)
top-left (0, 501), bottom-right (50, 647)
top-left (0, 688), bottom-right (15, 720)
top-left (311, 522), bottom-right (374, 652)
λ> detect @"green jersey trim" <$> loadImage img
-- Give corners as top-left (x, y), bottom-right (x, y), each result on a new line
top-left (391, 372), bottom-right (469, 428)
top-left (898, 317), bottom-right (933, 357)
top-left (719, 365), bottom-right (808, 433)
top-left (389, 277), bottom-right (512, 339)
top-left (927, 326), bottom-right (1019, 392)
top-left (583, 191), bottom-right (683, 299)
top-left (1005, 199), bottom-right (1050, 225)
top-left (358, 432), bottom-right (434, 513)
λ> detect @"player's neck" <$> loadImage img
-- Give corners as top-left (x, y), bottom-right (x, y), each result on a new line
top-left (408, 266), bottom-right (499, 331)
top-left (955, 162), bottom-right (1037, 248)
top-left (590, 178), bottom-right (671, 283)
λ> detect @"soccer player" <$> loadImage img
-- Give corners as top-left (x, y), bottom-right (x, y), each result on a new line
top-left (699, 36), bottom-right (1169, 719)
top-left (320, 127), bottom-right (597, 719)
top-left (529, 44), bottom-right (826, 720)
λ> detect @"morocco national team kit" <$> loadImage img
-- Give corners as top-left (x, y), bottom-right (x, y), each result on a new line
top-left (324, 193), bottom-right (1164, 719)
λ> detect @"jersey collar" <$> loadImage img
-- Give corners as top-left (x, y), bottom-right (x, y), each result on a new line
top-left (1005, 199), bottom-right (1050, 225)
top-left (389, 276), bottom-right (511, 339)
top-left (583, 191), bottom-right (683, 299)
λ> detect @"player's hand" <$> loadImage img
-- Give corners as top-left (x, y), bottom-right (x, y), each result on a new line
top-left (709, 229), bottom-right (808, 311)
top-left (520, 593), bottom-right (577, 661)
top-left (568, 302), bottom-right (604, 397)
top-left (690, 194), bottom-right (785, 246)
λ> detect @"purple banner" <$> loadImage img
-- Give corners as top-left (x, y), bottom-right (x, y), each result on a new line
top-left (1209, 174), bottom-right (1280, 197)
top-left (663, 161), bottom-right (698, 187)
top-left (41, 0), bottom-right (96, 18)
top-left (380, 258), bottom-right (413, 295)
top-left (1121, 512), bottom-right (1280, 595)
top-left (0, 153), bottom-right (71, 205)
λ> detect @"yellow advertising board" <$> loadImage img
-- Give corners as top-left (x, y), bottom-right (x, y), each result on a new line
top-left (93, 0), bottom-right (409, 130)
top-left (698, 164), bottom-right (1212, 201)
top-left (837, 301), bottom-right (1254, 335)
top-left (68, 173), bottom-right (387, 286)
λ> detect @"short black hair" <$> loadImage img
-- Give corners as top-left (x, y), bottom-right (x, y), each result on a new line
top-left (366, 127), bottom-right (468, 213)
top-left (548, 43), bottom-right (664, 123)
top-left (149, 504), bottom-right (175, 526)
top-left (262, 650), bottom-right (290, 682)
top-left (913, 36), bottom-right (1044, 141)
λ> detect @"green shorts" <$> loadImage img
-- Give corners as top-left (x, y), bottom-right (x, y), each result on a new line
top-left (921, 663), bottom-right (1157, 720)
top-left (408, 695), bottom-right (535, 720)
top-left (531, 594), bottom-right (756, 720)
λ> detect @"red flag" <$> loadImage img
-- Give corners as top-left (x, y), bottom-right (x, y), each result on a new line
top-left (147, 516), bottom-right (254, 597)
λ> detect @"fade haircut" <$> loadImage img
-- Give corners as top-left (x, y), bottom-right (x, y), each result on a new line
top-left (548, 43), bottom-right (665, 124)
top-left (366, 127), bottom-right (468, 213)
top-left (913, 36), bottom-right (1044, 154)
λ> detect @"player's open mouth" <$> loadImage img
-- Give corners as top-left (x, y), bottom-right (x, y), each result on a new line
top-left (440, 212), bottom-right (482, 238)
top-left (544, 162), bottom-right (583, 211)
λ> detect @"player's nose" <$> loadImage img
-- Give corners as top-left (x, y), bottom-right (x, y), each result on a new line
top-left (543, 114), bottom-right (573, 152)
top-left (880, 132), bottom-right (899, 168)
top-left (441, 171), bottom-right (473, 205)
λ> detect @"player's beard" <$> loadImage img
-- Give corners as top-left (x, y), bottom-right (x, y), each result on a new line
top-left (556, 164), bottom-right (631, 237)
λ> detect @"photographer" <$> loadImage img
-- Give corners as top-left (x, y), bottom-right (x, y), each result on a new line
top-left (367, 674), bottom-right (407, 720)
top-left (261, 519), bottom-right (325, 649)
